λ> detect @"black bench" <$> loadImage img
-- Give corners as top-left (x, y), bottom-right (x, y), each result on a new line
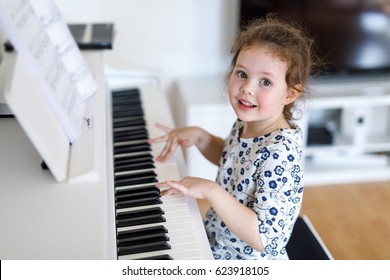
top-left (286, 215), bottom-right (333, 260)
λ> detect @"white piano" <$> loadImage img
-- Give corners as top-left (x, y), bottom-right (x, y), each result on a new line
top-left (0, 49), bottom-right (213, 260)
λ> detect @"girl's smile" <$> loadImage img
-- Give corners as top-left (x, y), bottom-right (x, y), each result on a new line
top-left (238, 99), bottom-right (257, 110)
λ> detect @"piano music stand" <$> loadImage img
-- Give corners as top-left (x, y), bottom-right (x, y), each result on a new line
top-left (1, 52), bottom-right (103, 182)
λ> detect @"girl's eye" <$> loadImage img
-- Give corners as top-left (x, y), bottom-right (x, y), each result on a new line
top-left (236, 71), bottom-right (247, 79)
top-left (260, 79), bottom-right (271, 87)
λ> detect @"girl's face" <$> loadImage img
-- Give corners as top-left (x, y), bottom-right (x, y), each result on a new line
top-left (228, 46), bottom-right (299, 133)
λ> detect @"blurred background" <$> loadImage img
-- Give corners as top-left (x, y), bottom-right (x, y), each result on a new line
top-left (55, 0), bottom-right (238, 99)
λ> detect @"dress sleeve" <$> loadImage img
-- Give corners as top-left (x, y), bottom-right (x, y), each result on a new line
top-left (252, 136), bottom-right (304, 257)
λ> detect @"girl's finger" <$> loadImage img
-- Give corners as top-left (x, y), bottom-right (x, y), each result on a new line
top-left (155, 123), bottom-right (173, 133)
top-left (148, 134), bottom-right (168, 144)
top-left (155, 140), bottom-right (171, 161)
top-left (160, 188), bottom-right (180, 196)
top-left (156, 181), bottom-right (182, 196)
top-left (156, 138), bottom-right (178, 161)
top-left (165, 180), bottom-right (187, 193)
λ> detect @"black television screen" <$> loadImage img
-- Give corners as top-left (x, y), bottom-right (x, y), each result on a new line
top-left (240, 0), bottom-right (390, 77)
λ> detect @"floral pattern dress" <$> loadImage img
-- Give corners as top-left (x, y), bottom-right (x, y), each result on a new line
top-left (204, 119), bottom-right (304, 260)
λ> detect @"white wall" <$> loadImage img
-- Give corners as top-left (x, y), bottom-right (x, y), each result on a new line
top-left (54, 0), bottom-right (239, 104)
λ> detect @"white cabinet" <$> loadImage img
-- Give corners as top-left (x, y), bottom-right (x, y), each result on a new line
top-left (173, 75), bottom-right (390, 186)
top-left (301, 77), bottom-right (390, 185)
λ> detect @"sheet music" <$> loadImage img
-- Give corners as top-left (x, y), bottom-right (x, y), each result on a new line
top-left (0, 0), bottom-right (97, 142)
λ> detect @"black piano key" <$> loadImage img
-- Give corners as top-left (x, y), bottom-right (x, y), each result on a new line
top-left (115, 185), bottom-right (159, 194)
top-left (112, 101), bottom-right (143, 112)
top-left (112, 88), bottom-right (140, 98)
top-left (115, 162), bottom-right (155, 173)
top-left (112, 98), bottom-right (142, 106)
top-left (112, 102), bottom-right (142, 109)
top-left (112, 105), bottom-right (143, 115)
top-left (114, 129), bottom-right (149, 142)
top-left (113, 119), bottom-right (146, 129)
top-left (116, 188), bottom-right (160, 200)
top-left (112, 99), bottom-right (140, 105)
top-left (116, 191), bottom-right (162, 209)
top-left (118, 240), bottom-right (171, 256)
top-left (117, 197), bottom-right (162, 209)
top-left (114, 154), bottom-right (155, 172)
top-left (117, 225), bottom-right (168, 243)
top-left (116, 186), bottom-right (160, 197)
top-left (118, 236), bottom-right (170, 256)
top-left (115, 153), bottom-right (154, 163)
top-left (115, 121), bottom-right (146, 129)
top-left (113, 125), bottom-right (148, 133)
top-left (114, 134), bottom-right (149, 143)
top-left (114, 139), bottom-right (148, 148)
top-left (119, 235), bottom-right (169, 248)
top-left (118, 230), bottom-right (169, 247)
top-left (113, 115), bottom-right (145, 123)
top-left (115, 153), bottom-right (154, 165)
top-left (114, 143), bottom-right (152, 155)
top-left (112, 94), bottom-right (141, 103)
top-left (116, 207), bottom-right (165, 227)
top-left (112, 96), bottom-right (141, 103)
top-left (115, 176), bottom-right (158, 187)
top-left (112, 95), bottom-right (140, 102)
top-left (112, 93), bottom-right (141, 101)
top-left (112, 99), bottom-right (139, 106)
top-left (113, 110), bottom-right (144, 119)
top-left (137, 254), bottom-right (173, 260)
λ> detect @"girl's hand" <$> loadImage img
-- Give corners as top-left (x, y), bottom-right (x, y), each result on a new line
top-left (148, 123), bottom-right (201, 162)
top-left (156, 176), bottom-right (216, 200)
top-left (158, 177), bottom-right (265, 252)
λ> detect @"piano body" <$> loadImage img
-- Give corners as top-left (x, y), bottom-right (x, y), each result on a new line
top-left (0, 49), bottom-right (213, 259)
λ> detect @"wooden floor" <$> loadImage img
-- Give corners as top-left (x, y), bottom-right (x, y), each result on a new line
top-left (300, 180), bottom-right (390, 260)
top-left (197, 180), bottom-right (390, 260)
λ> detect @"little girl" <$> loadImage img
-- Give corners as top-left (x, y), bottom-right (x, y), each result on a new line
top-left (149, 15), bottom-right (316, 260)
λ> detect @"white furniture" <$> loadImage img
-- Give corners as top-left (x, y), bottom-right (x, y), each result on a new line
top-left (173, 75), bottom-right (390, 186)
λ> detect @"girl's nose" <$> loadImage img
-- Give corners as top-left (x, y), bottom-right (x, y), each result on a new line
top-left (240, 83), bottom-right (255, 96)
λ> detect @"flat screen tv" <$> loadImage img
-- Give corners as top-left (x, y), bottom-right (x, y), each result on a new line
top-left (239, 0), bottom-right (390, 77)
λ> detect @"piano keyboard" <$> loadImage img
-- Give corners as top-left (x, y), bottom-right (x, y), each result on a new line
top-left (111, 88), bottom-right (211, 260)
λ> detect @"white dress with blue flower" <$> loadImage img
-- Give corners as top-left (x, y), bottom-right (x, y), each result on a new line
top-left (204, 119), bottom-right (304, 260)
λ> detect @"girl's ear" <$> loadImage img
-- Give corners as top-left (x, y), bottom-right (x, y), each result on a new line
top-left (285, 84), bottom-right (302, 105)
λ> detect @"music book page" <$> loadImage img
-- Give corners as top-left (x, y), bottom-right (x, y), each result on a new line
top-left (0, 0), bottom-right (97, 143)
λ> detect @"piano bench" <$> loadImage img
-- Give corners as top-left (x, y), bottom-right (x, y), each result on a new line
top-left (286, 215), bottom-right (333, 260)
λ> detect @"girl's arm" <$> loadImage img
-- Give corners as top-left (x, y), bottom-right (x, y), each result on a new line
top-left (195, 128), bottom-right (225, 165)
top-left (157, 178), bottom-right (265, 252)
top-left (148, 123), bottom-right (224, 165)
